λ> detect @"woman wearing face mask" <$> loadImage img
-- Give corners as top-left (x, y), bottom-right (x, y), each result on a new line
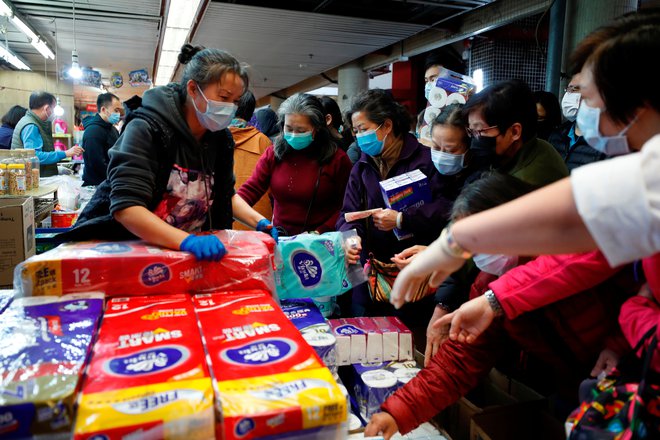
top-left (337, 89), bottom-right (452, 323)
top-left (533, 91), bottom-right (562, 142)
top-left (64, 44), bottom-right (275, 261)
top-left (546, 75), bottom-right (606, 171)
top-left (388, 12), bottom-right (660, 349)
top-left (237, 93), bottom-right (352, 237)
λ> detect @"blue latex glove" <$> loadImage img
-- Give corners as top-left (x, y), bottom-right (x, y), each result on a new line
top-left (256, 219), bottom-right (279, 243)
top-left (179, 234), bottom-right (226, 262)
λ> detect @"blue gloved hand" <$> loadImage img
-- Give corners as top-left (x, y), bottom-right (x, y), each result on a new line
top-left (256, 218), bottom-right (279, 243)
top-left (180, 234), bottom-right (226, 262)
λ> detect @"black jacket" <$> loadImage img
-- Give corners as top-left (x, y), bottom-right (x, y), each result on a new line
top-left (63, 83), bottom-right (235, 242)
top-left (548, 121), bottom-right (606, 172)
top-left (81, 114), bottom-right (119, 186)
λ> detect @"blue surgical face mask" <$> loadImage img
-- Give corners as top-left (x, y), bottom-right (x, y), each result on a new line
top-left (473, 254), bottom-right (518, 276)
top-left (424, 81), bottom-right (434, 101)
top-left (576, 101), bottom-right (637, 156)
top-left (108, 112), bottom-right (121, 125)
top-left (431, 149), bottom-right (465, 175)
top-left (192, 84), bottom-right (237, 132)
top-left (284, 131), bottom-right (314, 150)
top-left (356, 124), bottom-right (385, 156)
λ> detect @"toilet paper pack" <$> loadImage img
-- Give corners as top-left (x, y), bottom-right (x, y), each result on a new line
top-left (280, 299), bottom-right (337, 370)
top-left (353, 361), bottom-right (421, 420)
top-left (74, 294), bottom-right (214, 440)
top-left (0, 293), bottom-right (104, 438)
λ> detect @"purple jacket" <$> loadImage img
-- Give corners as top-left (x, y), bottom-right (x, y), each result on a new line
top-left (337, 133), bottom-right (452, 262)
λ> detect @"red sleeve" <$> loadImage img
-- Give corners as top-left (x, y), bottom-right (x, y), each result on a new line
top-left (491, 251), bottom-right (621, 319)
top-left (619, 296), bottom-right (660, 359)
top-left (316, 151), bottom-right (353, 233)
top-left (237, 146), bottom-right (275, 206)
top-left (381, 321), bottom-right (504, 434)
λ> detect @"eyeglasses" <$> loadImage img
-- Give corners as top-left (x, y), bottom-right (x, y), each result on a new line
top-left (465, 125), bottom-right (498, 139)
top-left (565, 85), bottom-right (580, 93)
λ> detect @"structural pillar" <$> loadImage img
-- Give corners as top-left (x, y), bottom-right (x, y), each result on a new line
top-left (559, 0), bottom-right (637, 91)
top-left (545, 0), bottom-right (566, 96)
top-left (337, 61), bottom-right (368, 113)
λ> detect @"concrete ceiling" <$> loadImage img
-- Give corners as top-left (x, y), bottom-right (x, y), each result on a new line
top-left (1, 0), bottom-right (495, 105)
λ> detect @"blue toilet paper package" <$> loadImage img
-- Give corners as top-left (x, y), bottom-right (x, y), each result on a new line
top-left (276, 231), bottom-right (365, 300)
top-left (281, 299), bottom-right (337, 372)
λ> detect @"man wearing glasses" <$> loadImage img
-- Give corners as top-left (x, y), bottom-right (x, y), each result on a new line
top-left (547, 74), bottom-right (607, 172)
top-left (462, 79), bottom-right (568, 187)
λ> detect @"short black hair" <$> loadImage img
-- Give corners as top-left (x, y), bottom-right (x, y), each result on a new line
top-left (1, 105), bottom-right (28, 128)
top-left (235, 90), bottom-right (256, 121)
top-left (349, 89), bottom-right (411, 138)
top-left (431, 103), bottom-right (469, 146)
top-left (28, 91), bottom-right (56, 110)
top-left (533, 91), bottom-right (561, 128)
top-left (97, 93), bottom-right (119, 112)
top-left (319, 96), bottom-right (343, 130)
top-left (451, 171), bottom-right (538, 221)
top-left (462, 79), bottom-right (537, 142)
top-left (424, 47), bottom-right (466, 74)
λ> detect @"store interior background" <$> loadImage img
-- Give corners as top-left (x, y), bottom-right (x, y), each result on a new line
top-left (2, 0), bottom-right (658, 130)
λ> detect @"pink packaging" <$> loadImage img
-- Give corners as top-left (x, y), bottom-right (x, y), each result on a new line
top-left (371, 317), bottom-right (400, 361)
top-left (16, 230), bottom-right (276, 298)
top-left (389, 317), bottom-right (414, 361)
top-left (354, 317), bottom-right (383, 364)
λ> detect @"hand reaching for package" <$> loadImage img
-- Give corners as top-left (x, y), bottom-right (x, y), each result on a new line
top-left (434, 295), bottom-right (496, 344)
top-left (180, 234), bottom-right (226, 262)
top-left (391, 245), bottom-right (427, 270)
top-left (344, 235), bottom-right (362, 265)
top-left (364, 412), bottom-right (399, 440)
top-left (256, 218), bottom-right (279, 243)
top-left (425, 305), bottom-right (450, 366)
top-left (389, 231), bottom-right (466, 309)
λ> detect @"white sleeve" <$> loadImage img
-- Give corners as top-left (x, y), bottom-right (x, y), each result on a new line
top-left (571, 135), bottom-right (660, 267)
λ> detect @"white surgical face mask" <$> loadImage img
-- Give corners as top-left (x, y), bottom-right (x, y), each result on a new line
top-left (431, 149), bottom-right (465, 175)
top-left (576, 101), bottom-right (637, 156)
top-left (473, 254), bottom-right (519, 276)
top-left (192, 84), bottom-right (237, 132)
top-left (561, 91), bottom-right (581, 122)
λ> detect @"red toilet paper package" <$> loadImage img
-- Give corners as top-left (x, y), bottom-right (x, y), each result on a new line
top-left (74, 294), bottom-right (214, 440)
top-left (15, 230), bottom-right (276, 298)
top-left (193, 291), bottom-right (346, 439)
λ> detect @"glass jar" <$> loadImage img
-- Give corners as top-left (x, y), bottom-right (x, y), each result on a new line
top-left (17, 150), bottom-right (32, 191)
top-left (0, 163), bottom-right (7, 196)
top-left (8, 163), bottom-right (27, 196)
top-left (24, 149), bottom-right (40, 189)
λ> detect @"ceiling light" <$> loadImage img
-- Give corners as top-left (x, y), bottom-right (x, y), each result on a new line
top-left (0, 1), bottom-right (11, 15)
top-left (154, 0), bottom-right (203, 86)
top-left (32, 39), bottom-right (54, 60)
top-left (10, 15), bottom-right (37, 41)
top-left (0, 44), bottom-right (30, 70)
top-left (69, 49), bottom-right (82, 79)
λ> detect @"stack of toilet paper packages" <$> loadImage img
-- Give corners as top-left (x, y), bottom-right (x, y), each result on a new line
top-left (193, 290), bottom-right (347, 440)
top-left (74, 294), bottom-right (214, 440)
top-left (353, 361), bottom-right (421, 420)
top-left (15, 230), bottom-right (276, 298)
top-left (328, 317), bottom-right (413, 366)
top-left (0, 293), bottom-right (104, 438)
top-left (280, 299), bottom-right (337, 373)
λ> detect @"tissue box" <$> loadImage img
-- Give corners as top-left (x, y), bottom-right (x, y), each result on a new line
top-left (379, 170), bottom-right (432, 240)
top-left (281, 299), bottom-right (337, 371)
top-left (16, 230), bottom-right (275, 297)
top-left (0, 293), bottom-right (103, 438)
top-left (389, 317), bottom-right (414, 361)
top-left (371, 317), bottom-right (401, 362)
top-left (74, 294), bottom-right (214, 440)
top-left (329, 318), bottom-right (367, 365)
top-left (328, 319), bottom-right (352, 366)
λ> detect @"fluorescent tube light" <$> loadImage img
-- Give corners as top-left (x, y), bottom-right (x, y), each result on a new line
top-left (0, 44), bottom-right (30, 70)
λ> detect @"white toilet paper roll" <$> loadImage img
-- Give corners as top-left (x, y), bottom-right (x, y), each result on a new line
top-left (446, 92), bottom-right (467, 106)
top-left (423, 106), bottom-right (440, 125)
top-left (428, 87), bottom-right (448, 108)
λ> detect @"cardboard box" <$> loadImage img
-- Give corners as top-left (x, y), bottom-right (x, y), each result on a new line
top-left (0, 197), bottom-right (35, 286)
top-left (379, 170), bottom-right (432, 240)
top-left (470, 402), bottom-right (563, 440)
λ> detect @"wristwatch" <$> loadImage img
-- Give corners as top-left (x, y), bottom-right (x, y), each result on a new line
top-left (484, 289), bottom-right (504, 316)
top-left (439, 225), bottom-right (473, 259)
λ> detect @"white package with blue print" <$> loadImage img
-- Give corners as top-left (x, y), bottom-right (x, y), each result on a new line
top-left (276, 230), bottom-right (366, 299)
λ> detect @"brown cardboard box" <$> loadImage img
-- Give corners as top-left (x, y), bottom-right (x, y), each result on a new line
top-left (470, 401), bottom-right (565, 440)
top-left (0, 197), bottom-right (35, 287)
